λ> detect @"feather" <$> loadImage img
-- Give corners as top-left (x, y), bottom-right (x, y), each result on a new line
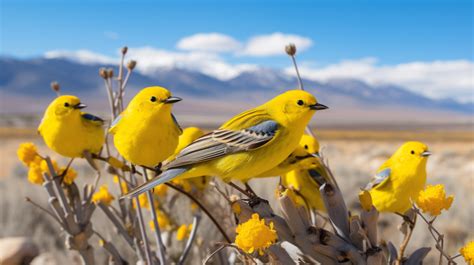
top-left (365, 168), bottom-right (391, 190)
top-left (164, 120), bottom-right (279, 169)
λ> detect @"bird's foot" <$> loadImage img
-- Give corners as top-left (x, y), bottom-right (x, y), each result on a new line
top-left (246, 196), bottom-right (269, 208)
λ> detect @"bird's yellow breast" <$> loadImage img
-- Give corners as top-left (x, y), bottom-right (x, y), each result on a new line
top-left (212, 124), bottom-right (304, 182)
top-left (112, 113), bottom-right (180, 167)
top-left (39, 113), bottom-right (104, 158)
top-left (370, 163), bottom-right (427, 214)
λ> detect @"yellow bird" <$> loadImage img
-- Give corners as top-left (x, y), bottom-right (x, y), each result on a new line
top-left (251, 134), bottom-right (321, 181)
top-left (110, 86), bottom-right (182, 168)
top-left (125, 90), bottom-right (328, 198)
top-left (168, 126), bottom-right (211, 190)
top-left (282, 134), bottom-right (329, 211)
top-left (365, 141), bottom-right (431, 214)
top-left (38, 95), bottom-right (105, 158)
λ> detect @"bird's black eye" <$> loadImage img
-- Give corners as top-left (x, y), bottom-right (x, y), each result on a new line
top-left (304, 145), bottom-right (308, 149)
top-left (297, 100), bottom-right (304, 106)
top-left (411, 150), bottom-right (415, 155)
top-left (150, 96), bottom-right (157, 102)
top-left (64, 102), bottom-right (70, 107)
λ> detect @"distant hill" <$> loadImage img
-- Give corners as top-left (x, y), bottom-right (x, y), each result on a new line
top-left (0, 57), bottom-right (472, 126)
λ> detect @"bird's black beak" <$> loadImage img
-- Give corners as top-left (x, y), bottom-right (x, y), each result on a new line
top-left (309, 103), bottom-right (328, 110)
top-left (163, 96), bottom-right (182, 104)
top-left (73, 103), bottom-right (87, 109)
top-left (421, 151), bottom-right (432, 157)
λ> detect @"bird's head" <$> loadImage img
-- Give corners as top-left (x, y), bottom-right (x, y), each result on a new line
top-left (394, 141), bottom-right (431, 166)
top-left (128, 86), bottom-right (181, 116)
top-left (265, 90), bottom-right (328, 125)
top-left (47, 95), bottom-right (86, 118)
top-left (299, 134), bottom-right (320, 155)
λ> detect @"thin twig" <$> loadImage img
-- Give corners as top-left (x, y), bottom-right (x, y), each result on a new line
top-left (130, 171), bottom-right (153, 265)
top-left (165, 183), bottom-right (232, 243)
top-left (396, 212), bottom-right (417, 264)
top-left (25, 197), bottom-right (62, 224)
top-left (178, 214), bottom-right (201, 265)
top-left (143, 168), bottom-right (167, 265)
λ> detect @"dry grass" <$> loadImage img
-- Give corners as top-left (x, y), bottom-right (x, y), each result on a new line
top-left (1, 128), bottom-right (473, 263)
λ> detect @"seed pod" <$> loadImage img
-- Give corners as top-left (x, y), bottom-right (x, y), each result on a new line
top-left (50, 81), bottom-right (60, 93)
top-left (127, 60), bottom-right (137, 70)
top-left (121, 46), bottom-right (128, 55)
top-left (285, 43), bottom-right (297, 56)
top-left (99, 68), bottom-right (108, 79)
top-left (107, 68), bottom-right (114, 78)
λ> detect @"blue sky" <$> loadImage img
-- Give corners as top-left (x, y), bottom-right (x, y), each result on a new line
top-left (1, 0), bottom-right (473, 101)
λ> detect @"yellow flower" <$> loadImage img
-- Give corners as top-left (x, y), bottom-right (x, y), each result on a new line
top-left (153, 184), bottom-right (168, 197)
top-left (17, 142), bottom-right (39, 166)
top-left (416, 184), bottom-right (454, 216)
top-left (40, 159), bottom-right (59, 176)
top-left (359, 190), bottom-right (373, 211)
top-left (176, 224), bottom-right (193, 241)
top-left (137, 193), bottom-right (149, 209)
top-left (60, 167), bottom-right (77, 185)
top-left (149, 210), bottom-right (171, 231)
top-left (92, 185), bottom-right (115, 206)
top-left (460, 241), bottom-right (474, 264)
top-left (27, 158), bottom-right (44, 185)
top-left (235, 213), bottom-right (278, 255)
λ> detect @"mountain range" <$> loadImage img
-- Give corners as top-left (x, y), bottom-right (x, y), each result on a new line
top-left (0, 57), bottom-right (472, 126)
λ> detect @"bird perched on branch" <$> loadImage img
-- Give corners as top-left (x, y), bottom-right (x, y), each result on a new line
top-left (110, 86), bottom-right (182, 168)
top-left (281, 134), bottom-right (330, 211)
top-left (251, 134), bottom-right (321, 179)
top-left (124, 90), bottom-right (328, 198)
top-left (38, 95), bottom-right (105, 158)
top-left (364, 141), bottom-right (431, 214)
top-left (168, 126), bottom-right (211, 190)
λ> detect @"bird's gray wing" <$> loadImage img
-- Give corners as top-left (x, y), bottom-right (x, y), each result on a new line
top-left (164, 120), bottom-right (279, 169)
top-left (365, 168), bottom-right (391, 190)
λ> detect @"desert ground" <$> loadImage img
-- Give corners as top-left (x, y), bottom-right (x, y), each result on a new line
top-left (0, 125), bottom-right (473, 264)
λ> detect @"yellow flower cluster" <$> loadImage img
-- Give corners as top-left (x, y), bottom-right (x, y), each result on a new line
top-left (60, 167), bottom-right (77, 185)
top-left (92, 185), bottom-right (115, 206)
top-left (27, 157), bottom-right (44, 185)
top-left (460, 241), bottom-right (474, 264)
top-left (17, 142), bottom-right (39, 166)
top-left (176, 224), bottom-right (193, 241)
top-left (416, 184), bottom-right (454, 216)
top-left (149, 210), bottom-right (171, 231)
top-left (235, 213), bottom-right (278, 255)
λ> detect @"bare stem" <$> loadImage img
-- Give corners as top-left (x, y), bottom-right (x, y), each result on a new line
top-left (165, 183), bottom-right (232, 243)
top-left (396, 213), bottom-right (417, 264)
top-left (142, 168), bottom-right (167, 265)
top-left (25, 197), bottom-right (62, 224)
top-left (178, 214), bottom-right (201, 265)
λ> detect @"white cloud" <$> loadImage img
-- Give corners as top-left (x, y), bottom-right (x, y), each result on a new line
top-left (127, 46), bottom-right (257, 80)
top-left (287, 58), bottom-right (474, 102)
top-left (176, 33), bottom-right (241, 53)
top-left (44, 50), bottom-right (117, 65)
top-left (241, 32), bottom-right (313, 56)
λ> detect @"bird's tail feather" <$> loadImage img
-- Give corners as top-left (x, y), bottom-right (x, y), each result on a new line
top-left (122, 168), bottom-right (187, 199)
